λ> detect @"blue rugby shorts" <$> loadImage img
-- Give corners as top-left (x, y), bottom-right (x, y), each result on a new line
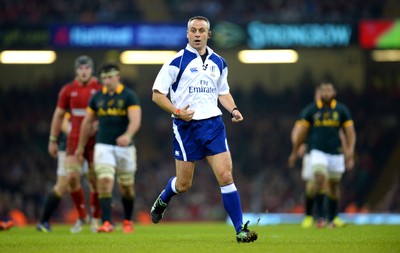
top-left (172, 116), bottom-right (229, 161)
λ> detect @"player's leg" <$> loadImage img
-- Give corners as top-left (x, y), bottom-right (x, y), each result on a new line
top-left (65, 138), bottom-right (88, 229)
top-left (327, 154), bottom-right (346, 228)
top-left (118, 176), bottom-right (135, 233)
top-left (94, 144), bottom-right (116, 233)
top-left (200, 116), bottom-right (256, 242)
top-left (65, 154), bottom-right (88, 233)
top-left (37, 151), bottom-right (69, 232)
top-left (327, 179), bottom-right (344, 227)
top-left (77, 160), bottom-right (100, 232)
top-left (84, 139), bottom-right (101, 229)
top-left (207, 151), bottom-right (257, 243)
top-left (118, 181), bottom-right (135, 233)
top-left (87, 170), bottom-right (101, 232)
top-left (309, 150), bottom-right (329, 228)
top-left (151, 119), bottom-right (198, 224)
top-left (301, 154), bottom-right (314, 228)
top-left (37, 175), bottom-right (69, 230)
top-left (116, 145), bottom-right (138, 233)
top-left (207, 151), bottom-right (239, 229)
top-left (302, 180), bottom-right (315, 228)
top-left (150, 160), bottom-right (195, 223)
top-left (313, 174), bottom-right (328, 228)
top-left (80, 146), bottom-right (101, 232)
top-left (95, 164), bottom-right (115, 233)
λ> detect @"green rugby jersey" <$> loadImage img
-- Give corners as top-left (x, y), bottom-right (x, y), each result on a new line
top-left (88, 84), bottom-right (140, 145)
top-left (297, 99), bottom-right (353, 154)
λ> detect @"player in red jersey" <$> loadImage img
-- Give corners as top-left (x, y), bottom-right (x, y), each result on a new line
top-left (40, 55), bottom-right (102, 233)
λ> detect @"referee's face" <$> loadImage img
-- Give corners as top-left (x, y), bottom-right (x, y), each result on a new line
top-left (187, 19), bottom-right (209, 54)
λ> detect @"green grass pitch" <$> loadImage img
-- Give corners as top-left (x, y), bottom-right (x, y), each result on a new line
top-left (1, 222), bottom-right (399, 253)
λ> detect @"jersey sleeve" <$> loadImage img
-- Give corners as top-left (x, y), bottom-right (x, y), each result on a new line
top-left (216, 57), bottom-right (229, 95)
top-left (152, 57), bottom-right (180, 95)
top-left (57, 85), bottom-right (70, 110)
top-left (298, 103), bottom-right (314, 127)
top-left (127, 89), bottom-right (141, 110)
top-left (217, 65), bottom-right (230, 95)
top-left (340, 104), bottom-right (353, 127)
top-left (87, 91), bottom-right (98, 113)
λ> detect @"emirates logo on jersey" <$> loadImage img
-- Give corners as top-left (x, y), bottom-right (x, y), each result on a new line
top-left (71, 91), bottom-right (78, 97)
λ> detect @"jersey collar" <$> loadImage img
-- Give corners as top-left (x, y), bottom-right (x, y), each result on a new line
top-left (73, 77), bottom-right (96, 86)
top-left (102, 84), bottom-right (124, 94)
top-left (186, 44), bottom-right (214, 56)
top-left (316, 99), bottom-right (337, 109)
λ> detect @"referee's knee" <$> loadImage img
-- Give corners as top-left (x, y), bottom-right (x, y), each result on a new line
top-left (217, 170), bottom-right (233, 185)
top-left (176, 181), bottom-right (192, 193)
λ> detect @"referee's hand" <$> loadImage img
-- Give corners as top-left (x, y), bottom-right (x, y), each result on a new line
top-left (231, 109), bottom-right (243, 123)
top-left (179, 104), bottom-right (195, 122)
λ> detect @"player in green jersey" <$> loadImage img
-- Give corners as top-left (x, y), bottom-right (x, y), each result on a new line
top-left (288, 81), bottom-right (356, 228)
top-left (76, 63), bottom-right (141, 233)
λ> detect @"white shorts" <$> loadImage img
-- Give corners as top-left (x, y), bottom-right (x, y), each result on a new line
top-left (57, 151), bottom-right (67, 176)
top-left (56, 151), bottom-right (89, 176)
top-left (301, 153), bottom-right (312, 181)
top-left (309, 149), bottom-right (345, 179)
top-left (94, 143), bottom-right (137, 174)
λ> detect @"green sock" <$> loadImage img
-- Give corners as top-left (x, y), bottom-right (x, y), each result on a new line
top-left (327, 197), bottom-right (338, 222)
top-left (41, 191), bottom-right (61, 223)
top-left (305, 193), bottom-right (314, 216)
top-left (121, 196), bottom-right (134, 221)
top-left (99, 196), bottom-right (112, 223)
top-left (315, 193), bottom-right (326, 219)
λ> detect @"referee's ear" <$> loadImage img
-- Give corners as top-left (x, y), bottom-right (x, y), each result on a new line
top-left (208, 31), bottom-right (212, 39)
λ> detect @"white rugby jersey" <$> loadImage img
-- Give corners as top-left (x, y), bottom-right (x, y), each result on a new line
top-left (152, 44), bottom-right (230, 120)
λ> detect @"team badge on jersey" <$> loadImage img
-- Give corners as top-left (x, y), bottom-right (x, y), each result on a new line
top-left (118, 100), bottom-right (125, 108)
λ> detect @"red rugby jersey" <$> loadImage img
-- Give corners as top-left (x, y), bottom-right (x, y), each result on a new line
top-left (57, 78), bottom-right (102, 139)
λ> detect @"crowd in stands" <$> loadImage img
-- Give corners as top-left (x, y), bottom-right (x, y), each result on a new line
top-left (0, 0), bottom-right (392, 26)
top-left (0, 71), bottom-right (399, 223)
top-left (0, 0), bottom-right (142, 25)
top-left (167, 0), bottom-right (387, 24)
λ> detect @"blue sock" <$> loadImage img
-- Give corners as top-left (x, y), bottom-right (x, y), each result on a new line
top-left (221, 183), bottom-right (243, 233)
top-left (160, 177), bottom-right (178, 204)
